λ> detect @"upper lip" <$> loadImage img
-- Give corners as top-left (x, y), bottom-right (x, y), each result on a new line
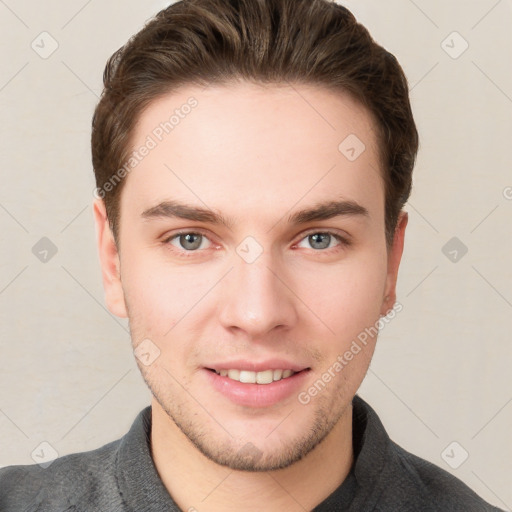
top-left (205, 359), bottom-right (310, 372)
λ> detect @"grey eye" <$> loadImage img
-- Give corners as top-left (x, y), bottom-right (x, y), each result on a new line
top-left (170, 233), bottom-right (210, 251)
top-left (309, 233), bottom-right (331, 249)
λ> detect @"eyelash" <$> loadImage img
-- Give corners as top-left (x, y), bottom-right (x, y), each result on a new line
top-left (162, 229), bottom-right (351, 258)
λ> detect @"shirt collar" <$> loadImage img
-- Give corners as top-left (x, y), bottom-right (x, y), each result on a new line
top-left (115, 405), bottom-right (181, 510)
top-left (114, 394), bottom-right (391, 510)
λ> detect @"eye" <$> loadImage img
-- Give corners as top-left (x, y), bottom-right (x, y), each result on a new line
top-left (162, 229), bottom-right (350, 256)
top-left (296, 231), bottom-right (349, 251)
top-left (166, 231), bottom-right (212, 252)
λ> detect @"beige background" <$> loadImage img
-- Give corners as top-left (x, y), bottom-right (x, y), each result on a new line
top-left (0, 0), bottom-right (511, 508)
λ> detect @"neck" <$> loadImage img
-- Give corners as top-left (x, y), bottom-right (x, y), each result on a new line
top-left (150, 399), bottom-right (354, 512)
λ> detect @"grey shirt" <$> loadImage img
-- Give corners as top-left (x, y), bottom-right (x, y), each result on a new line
top-left (0, 395), bottom-right (503, 511)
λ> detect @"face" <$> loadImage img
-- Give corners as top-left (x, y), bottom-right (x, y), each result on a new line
top-left (94, 82), bottom-right (407, 471)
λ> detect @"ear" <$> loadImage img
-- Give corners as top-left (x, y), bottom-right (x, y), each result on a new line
top-left (93, 199), bottom-right (127, 318)
top-left (380, 210), bottom-right (408, 317)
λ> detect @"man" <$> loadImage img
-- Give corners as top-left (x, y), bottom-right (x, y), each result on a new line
top-left (0, 0), bottom-right (503, 510)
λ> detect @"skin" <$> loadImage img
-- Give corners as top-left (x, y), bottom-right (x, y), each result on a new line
top-left (94, 81), bottom-right (407, 511)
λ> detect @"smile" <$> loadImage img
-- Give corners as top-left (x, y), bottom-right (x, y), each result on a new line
top-left (211, 369), bottom-right (296, 384)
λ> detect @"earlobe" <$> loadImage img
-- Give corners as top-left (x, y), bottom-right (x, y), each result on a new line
top-left (93, 199), bottom-right (128, 318)
top-left (380, 211), bottom-right (408, 317)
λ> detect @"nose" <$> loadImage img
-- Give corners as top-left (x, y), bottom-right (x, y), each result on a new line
top-left (217, 250), bottom-right (298, 340)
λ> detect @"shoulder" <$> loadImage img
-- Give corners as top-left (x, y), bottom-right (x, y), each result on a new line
top-left (383, 439), bottom-right (504, 511)
top-left (351, 395), bottom-right (504, 511)
top-left (0, 437), bottom-right (122, 511)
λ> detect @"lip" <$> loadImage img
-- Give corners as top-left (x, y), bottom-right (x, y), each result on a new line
top-left (203, 366), bottom-right (311, 408)
top-left (204, 359), bottom-right (309, 373)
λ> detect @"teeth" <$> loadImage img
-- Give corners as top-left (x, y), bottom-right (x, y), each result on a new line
top-left (256, 370), bottom-right (273, 384)
top-left (239, 370), bottom-right (256, 384)
top-left (214, 368), bottom-right (297, 384)
top-left (227, 369), bottom-right (240, 380)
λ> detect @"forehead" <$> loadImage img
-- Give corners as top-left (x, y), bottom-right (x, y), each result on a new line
top-left (121, 81), bottom-right (384, 225)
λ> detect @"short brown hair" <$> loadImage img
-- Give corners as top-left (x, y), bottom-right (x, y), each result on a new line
top-left (91, 0), bottom-right (418, 248)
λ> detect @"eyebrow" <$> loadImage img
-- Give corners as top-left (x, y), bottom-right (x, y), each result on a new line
top-left (287, 199), bottom-right (369, 224)
top-left (141, 201), bottom-right (234, 229)
top-left (141, 198), bottom-right (369, 229)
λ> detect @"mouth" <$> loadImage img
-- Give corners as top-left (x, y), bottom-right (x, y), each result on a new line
top-left (203, 365), bottom-right (311, 407)
top-left (206, 368), bottom-right (308, 384)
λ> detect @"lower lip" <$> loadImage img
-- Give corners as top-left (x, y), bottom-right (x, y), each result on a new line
top-left (203, 368), bottom-right (310, 408)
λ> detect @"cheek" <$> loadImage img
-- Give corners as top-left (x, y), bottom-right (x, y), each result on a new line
top-left (121, 239), bottom-right (388, 346)
top-left (294, 251), bottom-right (387, 343)
top-left (121, 251), bottom-right (191, 334)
